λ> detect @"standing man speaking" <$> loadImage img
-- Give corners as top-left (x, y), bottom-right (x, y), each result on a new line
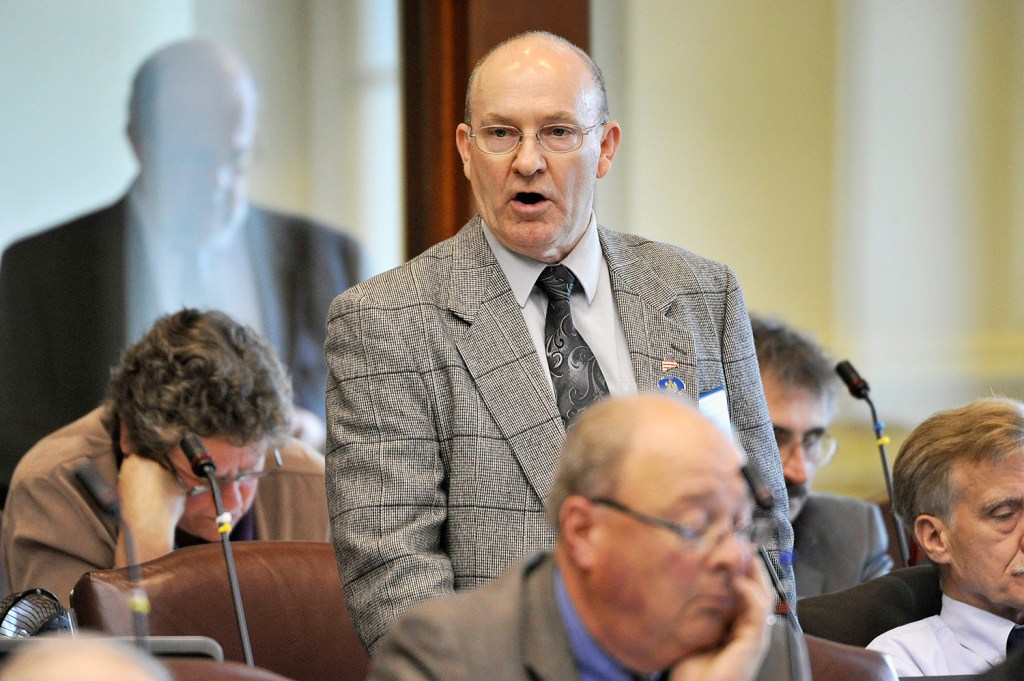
top-left (325, 30), bottom-right (792, 652)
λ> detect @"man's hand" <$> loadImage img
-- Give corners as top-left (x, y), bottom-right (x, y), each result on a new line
top-left (114, 454), bottom-right (186, 566)
top-left (668, 558), bottom-right (773, 681)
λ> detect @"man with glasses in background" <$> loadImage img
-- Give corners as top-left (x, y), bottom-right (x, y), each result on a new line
top-left (3, 309), bottom-right (330, 605)
top-left (750, 314), bottom-right (892, 599)
top-left (367, 395), bottom-right (773, 681)
top-left (326, 30), bottom-right (792, 654)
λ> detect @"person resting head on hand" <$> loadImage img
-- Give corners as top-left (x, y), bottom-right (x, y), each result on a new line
top-left (367, 394), bottom-right (773, 681)
top-left (3, 308), bottom-right (330, 605)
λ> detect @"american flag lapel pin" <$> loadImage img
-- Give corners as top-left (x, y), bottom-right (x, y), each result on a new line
top-left (661, 355), bottom-right (678, 372)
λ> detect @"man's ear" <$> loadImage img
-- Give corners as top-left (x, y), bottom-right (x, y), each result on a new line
top-left (455, 123), bottom-right (473, 180)
top-left (914, 514), bottom-right (951, 564)
top-left (559, 496), bottom-right (601, 569)
top-left (126, 123), bottom-right (144, 164)
top-left (595, 121), bottom-right (621, 179)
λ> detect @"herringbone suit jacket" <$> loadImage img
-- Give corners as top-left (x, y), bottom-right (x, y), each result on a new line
top-left (325, 217), bottom-right (792, 651)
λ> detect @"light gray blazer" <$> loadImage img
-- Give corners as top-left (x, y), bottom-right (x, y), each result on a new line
top-left (367, 553), bottom-right (575, 681)
top-left (368, 552), bottom-right (810, 681)
top-left (325, 217), bottom-right (792, 651)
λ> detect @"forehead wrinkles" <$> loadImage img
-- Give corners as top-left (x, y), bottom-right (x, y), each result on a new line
top-left (472, 46), bottom-right (600, 122)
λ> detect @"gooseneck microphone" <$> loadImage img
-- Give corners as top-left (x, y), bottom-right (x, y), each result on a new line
top-left (179, 434), bottom-right (254, 666)
top-left (834, 360), bottom-right (911, 568)
top-left (741, 463), bottom-right (811, 681)
top-left (74, 462), bottom-right (150, 652)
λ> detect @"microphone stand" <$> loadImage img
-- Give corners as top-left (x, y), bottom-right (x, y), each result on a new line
top-left (180, 435), bottom-right (255, 667)
top-left (742, 464), bottom-right (810, 681)
top-left (835, 361), bottom-right (911, 568)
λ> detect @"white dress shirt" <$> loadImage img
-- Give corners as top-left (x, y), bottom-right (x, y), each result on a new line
top-left (867, 594), bottom-right (1019, 676)
top-left (481, 215), bottom-right (637, 398)
top-left (126, 183), bottom-right (263, 343)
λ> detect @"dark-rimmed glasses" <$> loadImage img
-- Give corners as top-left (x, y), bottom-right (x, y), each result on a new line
top-left (589, 497), bottom-right (767, 553)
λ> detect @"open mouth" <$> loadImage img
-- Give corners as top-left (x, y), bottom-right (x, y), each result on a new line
top-left (515, 192), bottom-right (545, 205)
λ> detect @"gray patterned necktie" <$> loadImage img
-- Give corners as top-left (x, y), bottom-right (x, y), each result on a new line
top-left (535, 265), bottom-right (608, 426)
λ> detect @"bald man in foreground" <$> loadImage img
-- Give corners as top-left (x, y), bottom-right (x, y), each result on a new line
top-left (326, 29), bottom-right (791, 652)
top-left (368, 395), bottom-right (772, 681)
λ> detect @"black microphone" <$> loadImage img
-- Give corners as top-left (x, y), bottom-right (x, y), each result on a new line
top-left (836, 360), bottom-right (870, 400)
top-left (73, 462), bottom-right (150, 651)
top-left (834, 360), bottom-right (911, 568)
top-left (178, 435), bottom-right (255, 667)
top-left (180, 433), bottom-right (216, 477)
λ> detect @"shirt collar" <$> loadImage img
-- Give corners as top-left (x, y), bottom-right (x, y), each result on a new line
top-left (481, 214), bottom-right (601, 308)
top-left (554, 566), bottom-right (652, 681)
top-left (941, 593), bottom-right (1021, 664)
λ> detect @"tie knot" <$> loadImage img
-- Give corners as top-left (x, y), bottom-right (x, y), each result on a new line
top-left (536, 265), bottom-right (575, 301)
top-left (1007, 625), bottom-right (1024, 656)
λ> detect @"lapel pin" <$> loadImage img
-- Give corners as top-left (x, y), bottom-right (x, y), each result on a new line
top-left (658, 376), bottom-right (685, 393)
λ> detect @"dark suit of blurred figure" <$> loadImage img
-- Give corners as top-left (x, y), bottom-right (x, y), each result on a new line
top-left (750, 315), bottom-right (892, 599)
top-left (0, 39), bottom-right (360, 497)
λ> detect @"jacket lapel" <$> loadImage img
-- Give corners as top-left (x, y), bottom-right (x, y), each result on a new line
top-left (244, 208), bottom-right (286, 360)
top-left (600, 228), bottom-right (700, 407)
top-left (452, 220), bottom-right (565, 501)
top-left (522, 555), bottom-right (579, 681)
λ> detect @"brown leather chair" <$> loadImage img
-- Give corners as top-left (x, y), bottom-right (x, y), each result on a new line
top-left (163, 658), bottom-right (296, 681)
top-left (805, 634), bottom-right (898, 681)
top-left (798, 563), bottom-right (942, 647)
top-left (71, 541), bottom-right (368, 681)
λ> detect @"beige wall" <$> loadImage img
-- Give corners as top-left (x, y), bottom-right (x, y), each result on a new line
top-left (592, 0), bottom-right (1024, 499)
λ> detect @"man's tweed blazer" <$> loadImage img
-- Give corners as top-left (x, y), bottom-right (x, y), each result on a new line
top-left (792, 491), bottom-right (893, 599)
top-left (325, 217), bottom-right (793, 651)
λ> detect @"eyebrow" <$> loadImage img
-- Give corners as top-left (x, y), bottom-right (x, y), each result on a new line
top-left (980, 496), bottom-right (1024, 515)
top-left (478, 111), bottom-right (582, 127)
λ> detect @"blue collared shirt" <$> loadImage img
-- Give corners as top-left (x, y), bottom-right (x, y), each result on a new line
top-left (554, 566), bottom-right (662, 681)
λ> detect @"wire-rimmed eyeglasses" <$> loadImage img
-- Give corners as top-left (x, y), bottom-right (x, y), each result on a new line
top-left (468, 122), bottom-right (604, 155)
top-left (773, 427), bottom-right (838, 468)
top-left (589, 497), bottom-right (769, 553)
top-left (171, 447), bottom-right (283, 497)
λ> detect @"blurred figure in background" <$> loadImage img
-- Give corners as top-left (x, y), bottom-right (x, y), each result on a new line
top-left (0, 38), bottom-right (360, 500)
top-left (2, 309), bottom-right (330, 605)
top-left (751, 314), bottom-right (892, 598)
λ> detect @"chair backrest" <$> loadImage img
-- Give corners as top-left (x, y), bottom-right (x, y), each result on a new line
top-left (163, 658), bottom-right (295, 681)
top-left (798, 563), bottom-right (942, 647)
top-left (805, 634), bottom-right (898, 681)
top-left (71, 541), bottom-right (368, 681)
top-left (875, 500), bottom-right (923, 568)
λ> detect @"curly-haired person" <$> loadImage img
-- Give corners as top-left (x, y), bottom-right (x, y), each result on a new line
top-left (2, 309), bottom-right (329, 605)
